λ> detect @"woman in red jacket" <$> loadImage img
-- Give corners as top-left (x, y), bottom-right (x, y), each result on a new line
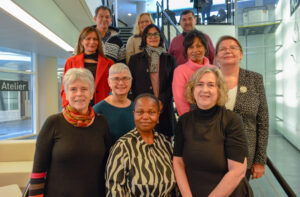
top-left (61, 26), bottom-right (114, 107)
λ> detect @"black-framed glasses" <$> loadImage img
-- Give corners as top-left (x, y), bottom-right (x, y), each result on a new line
top-left (146, 32), bottom-right (160, 37)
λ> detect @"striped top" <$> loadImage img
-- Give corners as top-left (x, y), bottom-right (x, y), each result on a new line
top-left (105, 128), bottom-right (176, 197)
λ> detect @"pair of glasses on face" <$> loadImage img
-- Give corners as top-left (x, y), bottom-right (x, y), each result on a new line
top-left (146, 32), bottom-right (160, 38)
top-left (110, 77), bottom-right (132, 83)
top-left (218, 46), bottom-right (240, 53)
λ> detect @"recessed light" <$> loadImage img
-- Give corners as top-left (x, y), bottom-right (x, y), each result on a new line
top-left (0, 0), bottom-right (74, 52)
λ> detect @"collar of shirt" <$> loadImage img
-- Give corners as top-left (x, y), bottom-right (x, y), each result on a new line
top-left (186, 57), bottom-right (210, 70)
top-left (102, 30), bottom-right (112, 43)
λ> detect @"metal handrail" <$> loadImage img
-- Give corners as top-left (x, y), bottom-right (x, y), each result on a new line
top-left (156, 1), bottom-right (181, 49)
top-left (156, 1), bottom-right (180, 34)
top-left (267, 157), bottom-right (297, 197)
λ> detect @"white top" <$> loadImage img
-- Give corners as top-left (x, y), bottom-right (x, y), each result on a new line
top-left (225, 86), bottom-right (238, 111)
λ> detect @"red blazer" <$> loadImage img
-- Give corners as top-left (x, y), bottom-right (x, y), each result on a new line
top-left (61, 53), bottom-right (114, 107)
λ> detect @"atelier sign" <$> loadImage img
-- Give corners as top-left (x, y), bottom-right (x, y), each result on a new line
top-left (0, 80), bottom-right (29, 91)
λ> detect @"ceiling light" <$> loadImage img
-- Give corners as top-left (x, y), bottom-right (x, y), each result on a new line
top-left (128, 13), bottom-right (132, 16)
top-left (0, 52), bottom-right (31, 62)
top-left (0, 0), bottom-right (74, 52)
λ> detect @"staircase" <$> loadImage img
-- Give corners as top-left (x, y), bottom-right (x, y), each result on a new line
top-left (118, 27), bottom-right (133, 45)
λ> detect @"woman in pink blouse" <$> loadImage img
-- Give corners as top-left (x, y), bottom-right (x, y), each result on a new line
top-left (172, 30), bottom-right (213, 116)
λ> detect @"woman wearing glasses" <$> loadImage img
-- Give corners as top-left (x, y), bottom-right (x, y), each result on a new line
top-left (128, 24), bottom-right (176, 138)
top-left (93, 63), bottom-right (135, 144)
top-left (215, 36), bottom-right (269, 180)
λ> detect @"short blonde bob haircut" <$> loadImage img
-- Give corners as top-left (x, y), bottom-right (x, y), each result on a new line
top-left (185, 66), bottom-right (228, 106)
top-left (63, 68), bottom-right (95, 95)
top-left (74, 26), bottom-right (106, 59)
top-left (133, 13), bottom-right (154, 36)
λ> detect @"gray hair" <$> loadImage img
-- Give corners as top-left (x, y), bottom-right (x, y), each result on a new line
top-left (63, 68), bottom-right (95, 95)
top-left (109, 63), bottom-right (132, 78)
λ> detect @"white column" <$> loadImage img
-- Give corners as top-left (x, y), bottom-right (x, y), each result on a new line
top-left (255, 0), bottom-right (263, 6)
top-left (36, 55), bottom-right (58, 130)
top-left (112, 0), bottom-right (118, 27)
top-left (136, 1), bottom-right (147, 16)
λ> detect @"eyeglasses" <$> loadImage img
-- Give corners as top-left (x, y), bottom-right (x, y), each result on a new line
top-left (146, 32), bottom-right (160, 37)
top-left (109, 76), bottom-right (132, 83)
top-left (218, 46), bottom-right (241, 53)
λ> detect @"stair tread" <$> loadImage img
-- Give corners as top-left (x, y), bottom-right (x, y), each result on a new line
top-left (118, 27), bottom-right (133, 45)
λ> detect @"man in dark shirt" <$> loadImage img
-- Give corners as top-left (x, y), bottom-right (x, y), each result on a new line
top-left (94, 6), bottom-right (125, 63)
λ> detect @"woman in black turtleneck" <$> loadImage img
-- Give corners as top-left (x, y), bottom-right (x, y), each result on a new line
top-left (173, 67), bottom-right (253, 197)
top-left (61, 26), bottom-right (114, 107)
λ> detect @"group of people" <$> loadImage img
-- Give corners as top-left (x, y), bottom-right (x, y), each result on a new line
top-left (28, 5), bottom-right (269, 197)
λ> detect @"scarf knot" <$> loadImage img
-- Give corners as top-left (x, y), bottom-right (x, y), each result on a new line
top-left (145, 46), bottom-right (166, 73)
top-left (63, 105), bottom-right (95, 127)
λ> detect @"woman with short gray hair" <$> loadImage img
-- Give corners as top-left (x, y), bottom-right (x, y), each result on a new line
top-left (94, 63), bottom-right (135, 144)
top-left (63, 67), bottom-right (95, 95)
top-left (29, 68), bottom-right (111, 197)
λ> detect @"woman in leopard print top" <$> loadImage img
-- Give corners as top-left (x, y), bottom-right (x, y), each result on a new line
top-left (215, 35), bottom-right (269, 180)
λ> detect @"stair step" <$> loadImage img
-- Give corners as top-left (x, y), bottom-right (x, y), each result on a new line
top-left (119, 27), bottom-right (134, 45)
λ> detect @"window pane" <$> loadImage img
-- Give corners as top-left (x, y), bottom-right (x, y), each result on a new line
top-left (57, 58), bottom-right (66, 112)
top-left (0, 47), bottom-right (34, 139)
top-left (0, 47), bottom-right (32, 72)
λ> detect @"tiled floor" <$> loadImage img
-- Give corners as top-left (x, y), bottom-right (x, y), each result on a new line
top-left (249, 130), bottom-right (300, 196)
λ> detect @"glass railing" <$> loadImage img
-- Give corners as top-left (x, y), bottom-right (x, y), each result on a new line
top-left (155, 0), bottom-right (236, 48)
top-left (156, 0), bottom-right (298, 196)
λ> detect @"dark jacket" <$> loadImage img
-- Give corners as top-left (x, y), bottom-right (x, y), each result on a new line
top-left (91, 25), bottom-right (125, 63)
top-left (128, 51), bottom-right (177, 136)
top-left (233, 68), bottom-right (269, 169)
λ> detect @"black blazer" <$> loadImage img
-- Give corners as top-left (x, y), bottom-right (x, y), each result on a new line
top-left (233, 68), bottom-right (269, 169)
top-left (128, 51), bottom-right (177, 136)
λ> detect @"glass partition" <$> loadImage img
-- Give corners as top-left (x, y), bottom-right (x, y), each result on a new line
top-left (0, 47), bottom-right (35, 139)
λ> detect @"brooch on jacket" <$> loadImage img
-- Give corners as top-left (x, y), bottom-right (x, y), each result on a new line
top-left (240, 86), bottom-right (247, 93)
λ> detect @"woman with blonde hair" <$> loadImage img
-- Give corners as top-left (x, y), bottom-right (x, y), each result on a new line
top-left (173, 66), bottom-right (253, 196)
top-left (61, 26), bottom-right (114, 107)
top-left (126, 13), bottom-right (154, 63)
